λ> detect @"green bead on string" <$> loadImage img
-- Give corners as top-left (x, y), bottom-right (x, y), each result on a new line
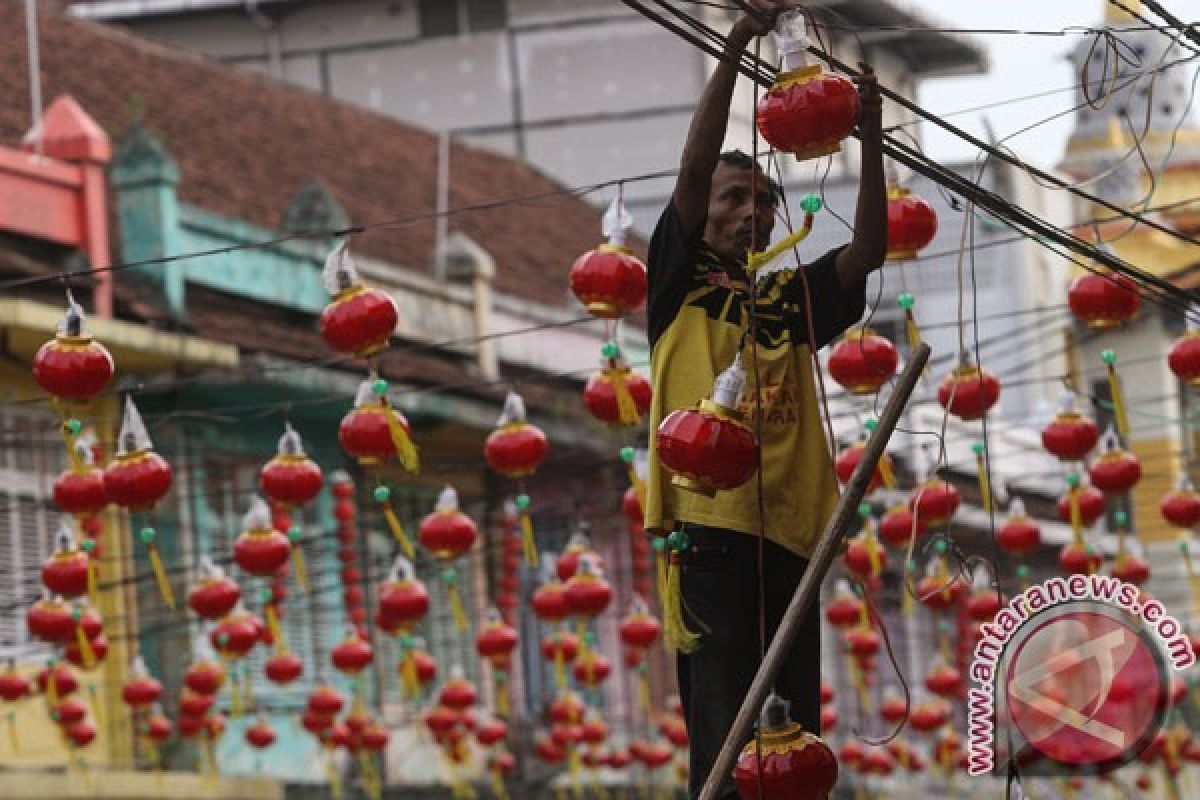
top-left (799, 194), bottom-right (823, 214)
top-left (897, 293), bottom-right (915, 311)
top-left (601, 341), bottom-right (620, 360)
top-left (1016, 565), bottom-right (1030, 579)
top-left (139, 527), bottom-right (156, 545)
top-left (288, 526), bottom-right (302, 543)
top-left (372, 379), bottom-right (390, 397)
top-left (1113, 510), bottom-right (1129, 528)
top-left (65, 418), bottom-right (82, 436)
top-left (442, 567), bottom-right (458, 585)
top-left (652, 537), bottom-right (666, 553)
top-left (80, 538), bottom-right (94, 553)
top-left (857, 503), bottom-right (872, 519)
top-left (514, 494), bottom-right (531, 511)
top-left (373, 485), bottom-right (391, 504)
top-left (619, 446), bottom-right (636, 464)
top-left (864, 418), bottom-right (878, 433)
top-left (1066, 473), bottom-right (1081, 489)
top-left (971, 442), bottom-right (985, 457)
top-left (933, 538), bottom-right (948, 555)
top-left (667, 530), bottom-right (690, 552)
top-left (1101, 349), bottom-right (1117, 366)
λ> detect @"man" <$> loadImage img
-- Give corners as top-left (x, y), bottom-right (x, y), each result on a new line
top-left (642, 1), bottom-right (886, 797)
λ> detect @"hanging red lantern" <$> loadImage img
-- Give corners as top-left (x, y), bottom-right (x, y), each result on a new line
top-left (176, 715), bottom-right (204, 739)
top-left (187, 558), bottom-right (241, 620)
top-left (825, 582), bottom-right (863, 628)
top-left (377, 556), bottom-right (430, 630)
top-left (439, 670), bottom-right (478, 711)
top-left (880, 691), bottom-right (907, 725)
top-left (910, 699), bottom-right (950, 733)
top-left (319, 245), bottom-right (398, 357)
top-left (423, 706), bottom-right (459, 740)
top-left (563, 555), bottom-right (613, 618)
top-left (885, 182), bottom-right (938, 261)
top-left (937, 361), bottom-right (1000, 420)
top-left (184, 660), bottom-right (225, 696)
top-left (104, 398), bottom-right (172, 510)
top-left (301, 709), bottom-right (332, 735)
top-left (65, 719), bottom-right (97, 748)
top-left (997, 499), bottom-right (1041, 556)
top-left (41, 545), bottom-right (90, 600)
top-left (307, 686), bottom-right (344, 717)
top-left (362, 724), bottom-right (389, 753)
top-left (179, 690), bottom-right (214, 719)
top-left (845, 628), bottom-right (880, 659)
top-left (1067, 270), bottom-right (1140, 330)
top-left (338, 380), bottom-right (419, 470)
top-left (656, 356), bottom-right (758, 496)
top-left (622, 486), bottom-right (642, 526)
top-left (878, 504), bottom-right (925, 548)
top-left (476, 615), bottom-right (519, 663)
top-left (925, 659), bottom-right (963, 698)
top-left (916, 568), bottom-right (966, 611)
top-left (400, 647), bottom-right (438, 689)
top-left (1056, 484), bottom-right (1106, 527)
top-left (569, 194), bottom-right (647, 319)
top-left (32, 301), bottom-right (114, 401)
top-left (835, 437), bottom-right (895, 495)
top-left (0, 666), bottom-right (29, 703)
top-left (52, 697), bottom-right (88, 726)
top-left (1168, 329), bottom-right (1200, 386)
top-left (819, 705), bottom-right (837, 732)
top-left (583, 345), bottom-right (653, 426)
top-left (820, 682), bottom-right (834, 706)
top-left (484, 395), bottom-right (549, 478)
top-left (1058, 542), bottom-right (1103, 575)
top-left (144, 711), bottom-right (172, 743)
top-left (909, 479), bottom-right (960, 529)
top-left (844, 527), bottom-right (886, 580)
top-left (827, 330), bottom-right (899, 395)
top-left (53, 458), bottom-right (108, 516)
top-left (1112, 552), bottom-right (1150, 585)
top-left (476, 717), bottom-right (508, 747)
top-left (557, 531), bottom-right (604, 583)
top-left (260, 424), bottom-right (324, 507)
top-left (733, 694), bottom-right (838, 800)
top-left (264, 651), bottom-right (304, 685)
top-left (210, 609), bottom-right (262, 659)
top-left (532, 580), bottom-right (569, 623)
top-left (1041, 393), bottom-right (1099, 461)
top-left (1161, 483), bottom-right (1200, 528)
top-left (967, 586), bottom-right (1002, 622)
top-left (619, 597), bottom-right (662, 649)
top-left (536, 735), bottom-right (566, 764)
top-left (246, 717), bottom-right (277, 749)
top-left (542, 630), bottom-right (580, 667)
top-left (659, 715), bottom-right (687, 748)
top-left (572, 651), bottom-right (612, 687)
top-left (418, 488), bottom-right (478, 560)
top-left (331, 633), bottom-right (373, 675)
top-left (121, 657), bottom-right (162, 708)
top-left (26, 596), bottom-right (76, 643)
top-left (549, 692), bottom-right (585, 725)
top-left (36, 663), bottom-right (79, 696)
top-left (1088, 443), bottom-right (1141, 495)
top-left (755, 12), bottom-right (859, 161)
top-left (234, 497), bottom-right (292, 577)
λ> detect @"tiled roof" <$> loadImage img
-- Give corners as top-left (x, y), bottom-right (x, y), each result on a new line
top-left (0, 4), bottom-right (631, 309)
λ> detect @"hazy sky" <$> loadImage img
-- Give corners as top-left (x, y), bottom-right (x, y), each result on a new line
top-left (909, 1), bottom-right (1113, 168)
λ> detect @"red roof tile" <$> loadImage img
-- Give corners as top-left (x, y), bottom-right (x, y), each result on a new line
top-left (0, 5), bottom-right (632, 309)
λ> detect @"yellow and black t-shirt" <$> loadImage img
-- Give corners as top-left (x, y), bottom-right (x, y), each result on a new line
top-left (644, 203), bottom-right (866, 557)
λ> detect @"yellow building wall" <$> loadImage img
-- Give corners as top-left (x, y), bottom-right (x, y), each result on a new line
top-left (3, 769), bottom-right (281, 800)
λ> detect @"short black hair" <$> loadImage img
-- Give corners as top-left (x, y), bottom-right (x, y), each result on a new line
top-left (717, 150), bottom-right (783, 202)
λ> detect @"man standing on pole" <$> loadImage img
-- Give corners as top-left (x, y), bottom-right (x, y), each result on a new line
top-left (642, 2), bottom-right (887, 796)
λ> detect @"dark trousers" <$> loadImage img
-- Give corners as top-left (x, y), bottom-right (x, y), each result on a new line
top-left (675, 524), bottom-right (822, 800)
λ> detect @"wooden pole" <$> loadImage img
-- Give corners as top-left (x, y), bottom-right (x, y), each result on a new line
top-left (697, 342), bottom-right (931, 800)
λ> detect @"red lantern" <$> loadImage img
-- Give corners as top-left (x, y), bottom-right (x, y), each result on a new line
top-left (104, 451), bottom-right (172, 512)
top-left (402, 648), bottom-right (438, 688)
top-left (997, 500), bottom-right (1041, 556)
top-left (1168, 330), bottom-right (1200, 386)
top-left (319, 246), bottom-right (398, 357)
top-left (845, 628), bottom-right (880, 659)
top-left (36, 663), bottom-right (79, 696)
top-left (179, 691), bottom-right (214, 718)
top-left (0, 667), bottom-right (30, 702)
top-left (1067, 271), bottom-right (1140, 330)
top-left (476, 717), bottom-right (508, 747)
top-left (1058, 542), bottom-right (1103, 575)
top-left (260, 425), bottom-right (323, 507)
top-left (878, 504), bottom-right (925, 548)
top-left (563, 557), bottom-right (613, 618)
top-left (145, 712), bottom-right (172, 743)
top-left (1088, 447), bottom-right (1141, 494)
top-left (536, 736), bottom-right (566, 764)
top-left (184, 660), bottom-right (225, 695)
top-left (53, 465), bottom-right (108, 516)
top-left (819, 705), bottom-right (837, 732)
top-left (885, 184), bottom-right (938, 261)
top-left (572, 651), bottom-right (612, 687)
top-left (967, 587), bottom-right (1002, 621)
top-left (569, 246), bottom-right (647, 320)
top-left (909, 479), bottom-right (960, 529)
top-left (1161, 484), bottom-right (1200, 528)
top-left (362, 724), bottom-right (389, 753)
top-left (484, 393), bottom-right (549, 478)
top-left (834, 438), bottom-right (894, 495)
top-left (557, 534), bottom-right (604, 582)
top-left (925, 660), bottom-right (963, 699)
top-left (41, 548), bottom-right (90, 599)
top-left (622, 487), bottom-right (642, 525)
top-left (542, 630), bottom-right (580, 664)
top-left (820, 682), bottom-right (834, 706)
top-left (532, 581), bottom-right (568, 622)
top-left (246, 718), bottom-right (277, 749)
top-left (656, 359), bottom-right (758, 496)
top-left (827, 330), bottom-right (899, 395)
top-left (338, 381), bottom-right (418, 469)
top-left (210, 611), bottom-right (262, 659)
top-left (916, 568), bottom-right (965, 611)
top-left (32, 304), bottom-right (114, 401)
top-left (733, 695), bottom-right (838, 800)
top-left (937, 362), bottom-right (1000, 420)
top-left (1041, 395), bottom-right (1099, 461)
top-left (187, 560), bottom-right (241, 620)
top-left (619, 598), bottom-right (662, 649)
top-left (121, 658), bottom-right (162, 708)
top-left (26, 597), bottom-right (76, 643)
top-left (52, 697), bottom-right (88, 726)
top-left (476, 616), bottom-right (519, 662)
top-left (177, 715), bottom-right (204, 738)
top-left (424, 706), bottom-right (459, 740)
top-left (825, 583), bottom-right (863, 628)
top-left (550, 692), bottom-right (586, 725)
top-left (1112, 553), bottom-right (1150, 585)
top-left (439, 672), bottom-right (478, 711)
top-left (65, 719), bottom-right (97, 747)
top-left (910, 700), bottom-right (949, 733)
top-left (301, 709), bottom-right (332, 735)
top-left (1056, 485), bottom-right (1106, 527)
top-left (264, 651), bottom-right (304, 685)
top-left (880, 691), bottom-right (907, 725)
top-left (307, 686), bottom-right (344, 717)
top-left (844, 531), bottom-right (886, 579)
top-left (331, 634), bottom-right (373, 674)
top-left (583, 357), bottom-right (652, 426)
top-left (756, 32), bottom-right (860, 163)
top-left (418, 488), bottom-right (477, 560)
top-left (234, 497), bottom-right (292, 576)
top-left (377, 558), bottom-right (430, 628)
top-left (862, 747), bottom-right (896, 776)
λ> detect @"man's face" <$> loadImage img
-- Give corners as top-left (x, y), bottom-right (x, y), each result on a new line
top-left (703, 162), bottom-right (776, 267)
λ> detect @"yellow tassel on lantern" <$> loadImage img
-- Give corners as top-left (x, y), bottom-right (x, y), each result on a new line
top-left (639, 671), bottom-right (652, 714)
top-left (61, 425), bottom-right (85, 475)
top-left (905, 308), bottom-right (922, 353)
top-left (975, 449), bottom-right (992, 514)
top-left (491, 771), bottom-right (510, 800)
top-left (86, 559), bottom-right (99, 607)
top-left (46, 670), bottom-right (60, 709)
top-left (383, 401), bottom-right (420, 472)
top-left (879, 455), bottom-right (896, 488)
top-left (147, 544), bottom-right (176, 610)
top-left (230, 674), bottom-right (243, 718)
top-left (243, 673), bottom-right (255, 710)
top-left (401, 653), bottom-right (420, 701)
top-left (662, 553), bottom-right (701, 653)
top-left (627, 465), bottom-right (645, 511)
top-left (1105, 356), bottom-right (1131, 441)
top-left (864, 524), bottom-right (881, 578)
top-left (520, 511), bottom-right (538, 568)
top-left (852, 663), bottom-right (869, 712)
top-left (265, 604), bottom-right (285, 653)
top-left (6, 710), bottom-right (18, 752)
top-left (606, 368), bottom-right (641, 426)
top-left (87, 684), bottom-right (102, 729)
top-left (554, 647), bottom-right (567, 690)
top-left (655, 549), bottom-right (668, 607)
top-left (496, 676), bottom-right (509, 717)
top-left (1069, 487), bottom-right (1084, 544)
top-left (380, 503), bottom-right (415, 560)
top-left (324, 753), bottom-right (343, 800)
top-left (291, 543), bottom-right (310, 593)
top-left (202, 735), bottom-right (218, 778)
top-left (447, 583), bottom-right (469, 633)
top-left (901, 565), bottom-right (913, 617)
top-left (568, 747), bottom-right (583, 791)
top-left (74, 626), bottom-right (96, 671)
